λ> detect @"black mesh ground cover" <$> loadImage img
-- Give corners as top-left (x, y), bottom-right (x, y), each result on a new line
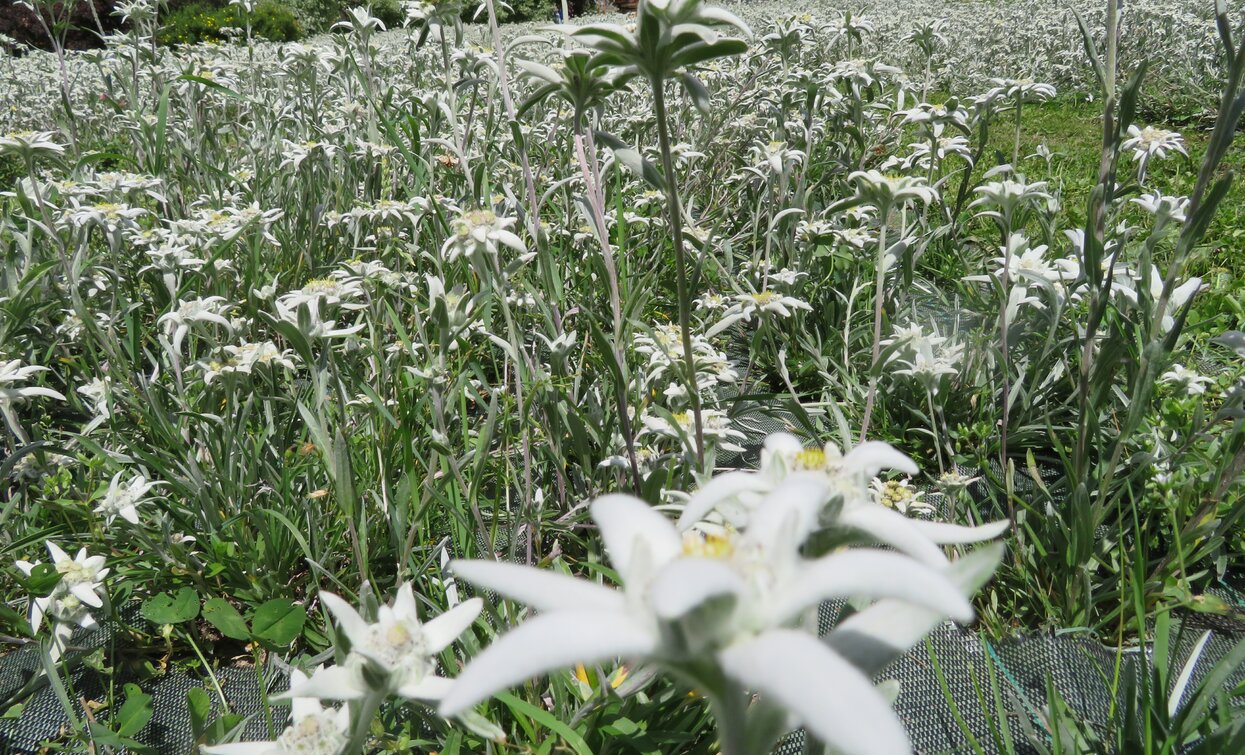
top-left (0, 615), bottom-right (288, 755)
top-left (6, 596), bottom-right (1244, 754)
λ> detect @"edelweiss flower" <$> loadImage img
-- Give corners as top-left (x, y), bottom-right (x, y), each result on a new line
top-left (750, 140), bottom-right (806, 175)
top-left (223, 341), bottom-right (299, 374)
top-left (203, 669), bottom-right (349, 755)
top-left (871, 478), bottom-right (933, 516)
top-left (891, 342), bottom-right (962, 392)
top-left (640, 408), bottom-right (745, 453)
top-left (966, 233), bottom-right (1076, 319)
top-left (678, 432), bottom-right (1007, 566)
top-left (279, 278), bottom-right (366, 321)
top-left (0, 130), bottom-right (64, 159)
top-left (17, 541), bottom-right (110, 658)
top-left (1122, 125), bottom-right (1186, 163)
top-left (634, 323), bottom-right (738, 397)
top-left (441, 209), bottom-right (526, 263)
top-left (286, 584), bottom-right (481, 702)
top-left (95, 472), bottom-right (160, 525)
top-left (1160, 364), bottom-right (1214, 396)
top-left (970, 172), bottom-right (1051, 221)
top-left (444, 479), bottom-right (1002, 755)
top-left (1114, 266), bottom-right (1202, 333)
top-left (707, 290), bottom-right (812, 337)
top-left (985, 78), bottom-right (1056, 104)
top-left (159, 297), bottom-right (233, 355)
top-left (849, 170), bottom-right (938, 210)
top-left (77, 377), bottom-right (112, 421)
top-left (0, 360), bottom-right (66, 405)
top-left (1132, 192), bottom-right (1189, 226)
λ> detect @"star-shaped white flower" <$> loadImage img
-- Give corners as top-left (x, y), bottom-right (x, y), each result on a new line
top-left (286, 584), bottom-right (482, 702)
top-left (95, 472), bottom-right (159, 526)
top-left (443, 477), bottom-right (1003, 755)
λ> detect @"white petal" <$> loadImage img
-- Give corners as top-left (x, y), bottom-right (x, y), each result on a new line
top-left (771, 550), bottom-right (973, 626)
top-left (319, 592), bottom-right (370, 647)
top-left (826, 543), bottom-right (1005, 677)
top-left (762, 432), bottom-right (804, 456)
top-left (451, 560), bottom-right (624, 613)
top-left (492, 229), bottom-right (526, 252)
top-left (1171, 277), bottom-right (1202, 309)
top-left (743, 473), bottom-right (830, 555)
top-left (29, 596), bottom-right (47, 633)
top-left (843, 441), bottom-right (918, 477)
top-left (706, 311), bottom-right (747, 338)
top-left (45, 541), bottom-right (69, 564)
top-left (70, 582), bottom-right (103, 608)
top-left (907, 519), bottom-right (1009, 545)
top-left (290, 699), bottom-right (321, 722)
top-left (438, 609), bottom-right (657, 717)
top-left (718, 630), bottom-right (911, 755)
top-left (422, 597), bottom-right (483, 653)
top-left (279, 664), bottom-right (367, 702)
top-left (16, 387), bottom-right (66, 401)
top-left (393, 583), bottom-right (419, 621)
top-left (676, 472), bottom-right (771, 531)
top-left (835, 505), bottom-right (948, 567)
top-left (589, 494), bottom-right (682, 580)
top-left (200, 743), bottom-right (280, 755)
top-left (398, 674), bottom-right (453, 701)
top-left (647, 558), bottom-right (742, 620)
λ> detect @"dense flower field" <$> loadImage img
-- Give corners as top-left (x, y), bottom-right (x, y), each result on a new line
top-left (3, 0), bottom-right (1245, 751)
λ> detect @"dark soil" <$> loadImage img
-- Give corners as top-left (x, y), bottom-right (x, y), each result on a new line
top-left (0, 1), bottom-right (122, 52)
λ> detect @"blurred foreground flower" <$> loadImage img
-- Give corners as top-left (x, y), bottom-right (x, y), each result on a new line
top-left (444, 457), bottom-right (1006, 755)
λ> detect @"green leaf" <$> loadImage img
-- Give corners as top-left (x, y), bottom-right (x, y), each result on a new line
top-left (88, 721), bottom-right (155, 754)
top-left (115, 683), bottom-right (153, 737)
top-left (18, 563), bottom-right (61, 598)
top-left (186, 687), bottom-right (211, 737)
top-left (203, 597), bottom-right (251, 641)
top-left (141, 588), bottom-right (200, 625)
top-left (177, 74), bottom-right (240, 98)
top-left (496, 692), bottom-right (593, 755)
top-left (251, 598), bottom-right (306, 648)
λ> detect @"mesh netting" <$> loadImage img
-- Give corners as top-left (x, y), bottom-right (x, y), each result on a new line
top-left (0, 610), bottom-right (287, 754)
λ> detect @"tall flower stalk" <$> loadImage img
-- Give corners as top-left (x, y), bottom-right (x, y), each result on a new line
top-left (574, 0), bottom-right (750, 470)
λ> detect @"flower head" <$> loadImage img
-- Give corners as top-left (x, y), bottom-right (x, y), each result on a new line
top-left (95, 473), bottom-right (159, 526)
top-left (443, 474), bottom-right (1005, 755)
top-left (441, 209), bottom-right (526, 263)
top-left (286, 584), bottom-right (481, 702)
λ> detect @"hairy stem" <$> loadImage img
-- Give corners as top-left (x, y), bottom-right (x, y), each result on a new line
top-left (652, 79), bottom-right (705, 469)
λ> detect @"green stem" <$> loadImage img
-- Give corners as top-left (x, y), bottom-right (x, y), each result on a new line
top-left (342, 689), bottom-right (385, 753)
top-left (709, 687), bottom-right (750, 755)
top-left (858, 209), bottom-right (889, 441)
top-left (1012, 99), bottom-right (1023, 168)
top-left (927, 387), bottom-right (945, 475)
top-left (651, 78), bottom-right (704, 469)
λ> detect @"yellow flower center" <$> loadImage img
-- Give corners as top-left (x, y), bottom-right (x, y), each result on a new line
top-left (794, 447), bottom-right (827, 470)
top-left (682, 530), bottom-right (735, 559)
top-left (302, 278), bottom-right (340, 295)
